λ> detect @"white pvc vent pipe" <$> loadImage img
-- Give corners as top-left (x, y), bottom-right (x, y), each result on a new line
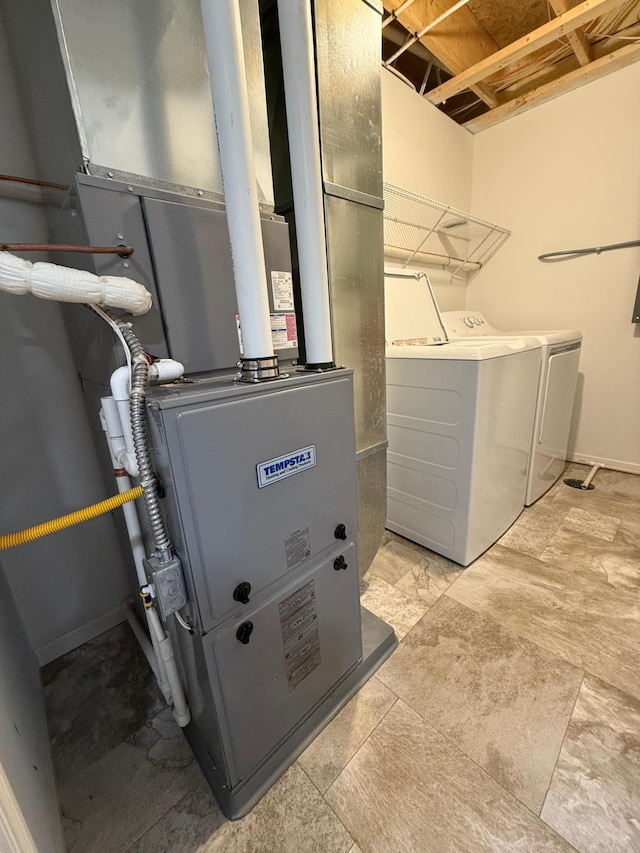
top-left (200, 0), bottom-right (274, 361)
top-left (276, 0), bottom-right (334, 367)
top-left (0, 251), bottom-right (152, 315)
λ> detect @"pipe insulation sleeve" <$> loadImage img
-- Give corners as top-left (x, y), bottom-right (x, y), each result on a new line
top-left (200, 0), bottom-right (274, 360)
top-left (0, 486), bottom-right (143, 550)
top-left (276, 0), bottom-right (334, 366)
top-left (124, 605), bottom-right (160, 683)
top-left (146, 606), bottom-right (191, 727)
top-left (0, 251), bottom-right (152, 315)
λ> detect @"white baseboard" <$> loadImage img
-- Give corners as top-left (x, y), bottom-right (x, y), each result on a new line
top-left (567, 453), bottom-right (640, 476)
top-left (35, 605), bottom-right (126, 666)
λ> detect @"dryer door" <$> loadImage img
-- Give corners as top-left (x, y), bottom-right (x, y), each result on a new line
top-left (539, 345), bottom-right (581, 449)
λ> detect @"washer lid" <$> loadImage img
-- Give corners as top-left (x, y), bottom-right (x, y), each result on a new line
top-left (384, 267), bottom-right (448, 346)
top-left (386, 338), bottom-right (541, 360)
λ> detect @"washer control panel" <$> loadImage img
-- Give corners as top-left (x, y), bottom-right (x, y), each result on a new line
top-left (440, 310), bottom-right (498, 337)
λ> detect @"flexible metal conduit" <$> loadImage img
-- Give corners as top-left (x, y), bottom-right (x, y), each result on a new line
top-left (113, 316), bottom-right (172, 560)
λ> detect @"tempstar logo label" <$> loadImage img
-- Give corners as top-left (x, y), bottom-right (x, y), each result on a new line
top-left (257, 445), bottom-right (316, 488)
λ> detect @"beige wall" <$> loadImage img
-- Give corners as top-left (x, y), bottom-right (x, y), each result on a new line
top-left (382, 62), bottom-right (640, 472)
top-left (469, 63), bottom-right (640, 472)
top-left (381, 69), bottom-right (473, 310)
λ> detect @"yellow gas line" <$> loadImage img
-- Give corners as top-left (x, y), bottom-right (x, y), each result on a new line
top-left (0, 485), bottom-right (144, 550)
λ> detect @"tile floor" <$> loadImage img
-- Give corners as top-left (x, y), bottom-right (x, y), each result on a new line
top-left (43, 463), bottom-right (640, 852)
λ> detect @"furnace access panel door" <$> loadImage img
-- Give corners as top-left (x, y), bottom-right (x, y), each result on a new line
top-left (146, 371), bottom-right (359, 633)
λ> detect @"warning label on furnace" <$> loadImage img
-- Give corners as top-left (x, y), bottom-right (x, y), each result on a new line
top-left (285, 526), bottom-right (311, 570)
top-left (279, 580), bottom-right (321, 692)
top-left (271, 270), bottom-right (295, 311)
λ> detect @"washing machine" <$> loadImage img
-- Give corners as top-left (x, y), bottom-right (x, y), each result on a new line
top-left (384, 269), bottom-right (542, 566)
top-left (441, 311), bottom-right (582, 505)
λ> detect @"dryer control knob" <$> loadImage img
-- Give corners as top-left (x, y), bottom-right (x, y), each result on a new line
top-left (236, 621), bottom-right (254, 645)
top-left (233, 582), bottom-right (252, 605)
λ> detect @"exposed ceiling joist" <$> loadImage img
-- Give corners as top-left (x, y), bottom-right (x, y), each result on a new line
top-left (382, 0), bottom-right (502, 107)
top-left (548, 0), bottom-right (593, 65)
top-left (463, 40), bottom-right (640, 131)
top-left (426, 0), bottom-right (629, 105)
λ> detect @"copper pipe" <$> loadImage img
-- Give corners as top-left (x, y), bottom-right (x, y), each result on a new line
top-left (1, 243), bottom-right (134, 258)
top-left (0, 173), bottom-right (69, 192)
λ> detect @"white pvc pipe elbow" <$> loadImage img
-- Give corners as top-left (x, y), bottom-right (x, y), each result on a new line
top-left (0, 251), bottom-right (152, 315)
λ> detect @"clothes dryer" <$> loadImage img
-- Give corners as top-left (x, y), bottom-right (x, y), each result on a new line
top-left (385, 270), bottom-right (541, 565)
top-left (441, 311), bottom-right (582, 505)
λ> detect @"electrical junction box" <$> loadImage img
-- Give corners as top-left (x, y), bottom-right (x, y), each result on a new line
top-left (144, 369), bottom-right (367, 817)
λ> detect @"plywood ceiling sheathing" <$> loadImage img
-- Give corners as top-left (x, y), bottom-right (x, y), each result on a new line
top-left (463, 40), bottom-right (640, 130)
top-left (382, 0), bottom-right (503, 106)
top-left (426, 0), bottom-right (631, 105)
top-left (382, 0), bottom-right (640, 127)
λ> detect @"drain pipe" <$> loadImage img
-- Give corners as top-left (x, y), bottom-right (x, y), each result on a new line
top-left (200, 0), bottom-right (279, 383)
top-left (581, 463), bottom-right (603, 490)
top-left (276, 0), bottom-right (335, 370)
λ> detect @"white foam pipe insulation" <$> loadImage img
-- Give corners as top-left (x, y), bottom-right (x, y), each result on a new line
top-left (276, 0), bottom-right (334, 367)
top-left (200, 0), bottom-right (275, 364)
top-left (0, 251), bottom-right (152, 314)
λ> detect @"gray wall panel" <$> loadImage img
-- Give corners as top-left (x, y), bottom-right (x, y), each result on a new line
top-left (0, 564), bottom-right (64, 851)
top-left (0, 15), bottom-right (129, 662)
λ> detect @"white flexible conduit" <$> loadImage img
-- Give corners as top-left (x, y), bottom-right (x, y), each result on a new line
top-left (276, 0), bottom-right (334, 367)
top-left (0, 251), bottom-right (152, 315)
top-left (200, 0), bottom-right (274, 362)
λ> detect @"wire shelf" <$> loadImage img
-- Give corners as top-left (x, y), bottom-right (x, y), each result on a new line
top-left (383, 183), bottom-right (510, 279)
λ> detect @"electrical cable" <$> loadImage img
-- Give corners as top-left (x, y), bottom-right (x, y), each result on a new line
top-left (89, 304), bottom-right (132, 375)
top-left (0, 486), bottom-right (143, 550)
top-left (175, 610), bottom-right (194, 634)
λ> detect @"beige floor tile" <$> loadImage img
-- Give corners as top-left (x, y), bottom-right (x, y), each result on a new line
top-left (325, 700), bottom-right (573, 853)
top-left (394, 550), bottom-right (464, 606)
top-left (447, 544), bottom-right (640, 701)
top-left (499, 500), bottom-right (568, 558)
top-left (376, 597), bottom-right (582, 811)
top-left (562, 506), bottom-right (621, 540)
top-left (59, 711), bottom-right (203, 852)
top-left (366, 538), bottom-right (425, 585)
top-left (577, 467), bottom-right (640, 501)
top-left (384, 529), bottom-right (430, 556)
top-left (551, 479), bottom-right (640, 525)
top-left (615, 518), bottom-right (640, 548)
top-left (298, 676), bottom-right (396, 793)
top-left (360, 575), bottom-right (429, 640)
top-left (541, 676), bottom-right (640, 853)
top-left (42, 622), bottom-right (164, 786)
top-left (540, 526), bottom-right (640, 592)
top-left (128, 762), bottom-right (354, 853)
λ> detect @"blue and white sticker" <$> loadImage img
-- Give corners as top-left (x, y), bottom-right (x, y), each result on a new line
top-left (257, 445), bottom-right (316, 488)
